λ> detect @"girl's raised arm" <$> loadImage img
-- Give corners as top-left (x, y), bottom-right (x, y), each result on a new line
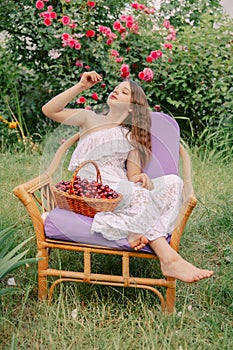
top-left (42, 71), bottom-right (102, 126)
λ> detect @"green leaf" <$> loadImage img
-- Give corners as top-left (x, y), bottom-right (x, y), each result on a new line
top-left (0, 226), bottom-right (39, 295)
top-left (0, 288), bottom-right (19, 296)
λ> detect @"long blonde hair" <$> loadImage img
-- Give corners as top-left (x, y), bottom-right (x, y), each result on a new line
top-left (121, 80), bottom-right (152, 168)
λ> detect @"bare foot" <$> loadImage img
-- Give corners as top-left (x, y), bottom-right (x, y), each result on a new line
top-left (128, 232), bottom-right (149, 251)
top-left (161, 255), bottom-right (214, 283)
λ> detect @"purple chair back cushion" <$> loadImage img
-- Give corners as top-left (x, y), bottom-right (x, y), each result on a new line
top-left (44, 112), bottom-right (179, 251)
top-left (144, 112), bottom-right (180, 178)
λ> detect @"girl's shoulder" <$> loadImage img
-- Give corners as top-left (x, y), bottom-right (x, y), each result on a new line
top-left (73, 108), bottom-right (96, 119)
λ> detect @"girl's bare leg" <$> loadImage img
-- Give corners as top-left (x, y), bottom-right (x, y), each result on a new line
top-left (128, 232), bottom-right (149, 250)
top-left (149, 237), bottom-right (214, 283)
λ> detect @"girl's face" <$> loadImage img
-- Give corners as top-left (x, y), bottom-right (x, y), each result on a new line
top-left (107, 81), bottom-right (131, 107)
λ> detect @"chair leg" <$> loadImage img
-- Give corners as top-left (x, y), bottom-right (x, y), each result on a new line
top-left (37, 247), bottom-right (49, 300)
top-left (165, 277), bottom-right (176, 313)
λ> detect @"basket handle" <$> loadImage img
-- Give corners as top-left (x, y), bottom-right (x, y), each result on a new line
top-left (69, 160), bottom-right (102, 195)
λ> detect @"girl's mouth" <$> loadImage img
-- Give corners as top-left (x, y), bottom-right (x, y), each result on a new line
top-left (110, 94), bottom-right (117, 100)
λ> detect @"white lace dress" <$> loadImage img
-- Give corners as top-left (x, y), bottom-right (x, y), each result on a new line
top-left (68, 126), bottom-right (183, 242)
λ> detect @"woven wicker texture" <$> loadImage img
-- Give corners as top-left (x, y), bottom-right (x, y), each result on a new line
top-left (52, 160), bottom-right (122, 217)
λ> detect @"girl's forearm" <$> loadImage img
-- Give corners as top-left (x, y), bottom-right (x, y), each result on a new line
top-left (42, 82), bottom-right (86, 116)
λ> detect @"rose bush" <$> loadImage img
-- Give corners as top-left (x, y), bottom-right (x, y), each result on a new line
top-left (159, 0), bottom-right (221, 28)
top-left (0, 0), bottom-right (232, 159)
top-left (29, 0), bottom-right (179, 108)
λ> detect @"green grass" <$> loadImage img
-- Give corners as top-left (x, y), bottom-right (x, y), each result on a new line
top-left (0, 150), bottom-right (232, 350)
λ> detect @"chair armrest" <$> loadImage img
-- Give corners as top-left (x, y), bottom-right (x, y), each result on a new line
top-left (13, 174), bottom-right (50, 243)
top-left (13, 132), bottom-right (80, 243)
top-left (170, 144), bottom-right (197, 251)
top-left (179, 143), bottom-right (197, 206)
top-left (45, 132), bottom-right (80, 177)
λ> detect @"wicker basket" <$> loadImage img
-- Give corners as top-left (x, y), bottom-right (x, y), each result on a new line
top-left (51, 160), bottom-right (122, 217)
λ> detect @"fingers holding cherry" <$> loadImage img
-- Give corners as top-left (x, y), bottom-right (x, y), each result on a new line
top-left (80, 71), bottom-right (102, 87)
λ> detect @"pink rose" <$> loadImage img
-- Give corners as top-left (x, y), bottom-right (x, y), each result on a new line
top-left (36, 1), bottom-right (44, 10)
top-left (61, 32), bottom-right (70, 41)
top-left (121, 64), bottom-right (129, 73)
top-left (113, 20), bottom-right (121, 30)
top-left (138, 71), bottom-right (145, 80)
top-left (69, 22), bottom-right (77, 29)
top-left (150, 51), bottom-right (158, 59)
top-left (138, 68), bottom-right (154, 82)
top-left (146, 55), bottom-right (153, 63)
top-left (111, 49), bottom-right (119, 57)
top-left (92, 92), bottom-right (99, 101)
top-left (126, 20), bottom-right (133, 29)
top-left (139, 4), bottom-right (146, 10)
top-left (106, 38), bottom-right (114, 45)
top-left (113, 21), bottom-right (125, 34)
top-left (156, 50), bottom-right (163, 58)
top-left (120, 64), bottom-right (130, 78)
top-left (44, 18), bottom-right (52, 26)
top-left (167, 34), bottom-right (176, 41)
top-left (164, 43), bottom-right (173, 49)
top-left (150, 50), bottom-right (163, 60)
top-left (75, 42), bottom-right (81, 50)
top-left (61, 16), bottom-right (70, 25)
top-left (131, 2), bottom-right (140, 10)
top-left (76, 97), bottom-right (86, 104)
top-left (126, 15), bottom-right (134, 22)
top-left (86, 29), bottom-right (95, 37)
top-left (67, 38), bottom-right (75, 47)
top-left (87, 1), bottom-right (96, 7)
top-left (50, 12), bottom-right (57, 19)
top-left (131, 23), bottom-right (139, 33)
top-left (75, 60), bottom-right (83, 67)
top-left (163, 20), bottom-right (171, 28)
top-left (115, 57), bottom-right (123, 63)
top-left (154, 105), bottom-right (161, 112)
top-left (143, 68), bottom-right (154, 82)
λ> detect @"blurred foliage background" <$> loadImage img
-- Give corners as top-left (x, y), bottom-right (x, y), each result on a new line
top-left (0, 0), bottom-right (232, 158)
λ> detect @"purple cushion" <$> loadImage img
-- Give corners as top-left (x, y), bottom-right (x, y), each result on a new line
top-left (44, 208), bottom-right (159, 253)
top-left (144, 112), bottom-right (180, 178)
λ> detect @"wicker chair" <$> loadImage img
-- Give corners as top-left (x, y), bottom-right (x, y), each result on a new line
top-left (13, 112), bottom-right (197, 313)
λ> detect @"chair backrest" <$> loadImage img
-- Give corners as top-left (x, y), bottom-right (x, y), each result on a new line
top-left (144, 112), bottom-right (180, 178)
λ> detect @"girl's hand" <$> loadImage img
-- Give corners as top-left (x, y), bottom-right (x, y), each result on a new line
top-left (79, 71), bottom-right (102, 90)
top-left (132, 173), bottom-right (154, 190)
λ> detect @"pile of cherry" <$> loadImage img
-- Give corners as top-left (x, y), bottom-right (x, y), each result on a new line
top-left (55, 176), bottom-right (119, 200)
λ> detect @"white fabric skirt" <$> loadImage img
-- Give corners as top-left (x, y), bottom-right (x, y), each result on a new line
top-left (91, 174), bottom-right (183, 242)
